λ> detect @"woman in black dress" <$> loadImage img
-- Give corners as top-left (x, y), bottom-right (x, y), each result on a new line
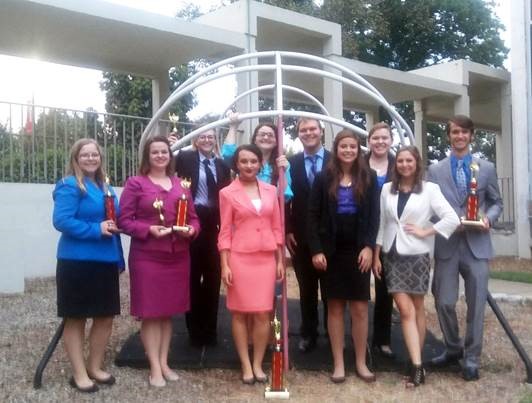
top-left (308, 129), bottom-right (379, 383)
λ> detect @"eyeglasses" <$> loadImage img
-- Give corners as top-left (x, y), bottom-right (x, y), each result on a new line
top-left (198, 135), bottom-right (215, 141)
top-left (79, 153), bottom-right (100, 160)
top-left (256, 131), bottom-right (275, 138)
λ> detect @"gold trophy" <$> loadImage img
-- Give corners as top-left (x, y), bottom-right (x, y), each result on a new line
top-left (153, 197), bottom-right (166, 227)
top-left (460, 162), bottom-right (484, 227)
top-left (265, 310), bottom-right (289, 399)
top-left (169, 113), bottom-right (179, 135)
top-left (172, 178), bottom-right (192, 233)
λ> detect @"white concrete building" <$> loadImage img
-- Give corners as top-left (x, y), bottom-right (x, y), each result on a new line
top-left (0, 0), bottom-right (527, 293)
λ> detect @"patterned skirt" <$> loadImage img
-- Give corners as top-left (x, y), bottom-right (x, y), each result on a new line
top-left (382, 244), bottom-right (430, 295)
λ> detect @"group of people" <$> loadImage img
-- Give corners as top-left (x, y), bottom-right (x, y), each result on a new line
top-left (52, 114), bottom-right (502, 393)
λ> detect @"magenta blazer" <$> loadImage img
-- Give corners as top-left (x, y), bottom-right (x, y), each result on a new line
top-left (118, 175), bottom-right (200, 254)
top-left (218, 178), bottom-right (283, 253)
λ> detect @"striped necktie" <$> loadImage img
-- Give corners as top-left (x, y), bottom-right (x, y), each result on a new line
top-left (307, 155), bottom-right (317, 185)
top-left (456, 159), bottom-right (468, 202)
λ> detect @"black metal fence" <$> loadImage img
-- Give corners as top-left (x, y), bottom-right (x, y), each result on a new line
top-left (0, 101), bottom-right (192, 186)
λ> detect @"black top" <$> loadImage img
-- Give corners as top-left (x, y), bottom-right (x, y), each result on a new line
top-left (307, 170), bottom-right (379, 257)
top-left (397, 191), bottom-right (411, 218)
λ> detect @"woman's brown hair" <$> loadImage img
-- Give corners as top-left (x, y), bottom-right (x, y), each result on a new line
top-left (138, 135), bottom-right (175, 176)
top-left (390, 145), bottom-right (424, 194)
top-left (250, 122), bottom-right (279, 186)
top-left (326, 129), bottom-right (370, 202)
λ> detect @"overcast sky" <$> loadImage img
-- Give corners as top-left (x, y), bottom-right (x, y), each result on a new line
top-left (0, 0), bottom-right (511, 124)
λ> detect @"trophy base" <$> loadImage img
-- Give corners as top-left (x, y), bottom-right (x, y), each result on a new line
top-left (265, 389), bottom-right (289, 399)
top-left (172, 225), bottom-right (190, 233)
top-left (460, 218), bottom-right (485, 227)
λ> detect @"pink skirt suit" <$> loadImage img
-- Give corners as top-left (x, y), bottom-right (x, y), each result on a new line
top-left (218, 178), bottom-right (283, 312)
top-left (118, 176), bottom-right (200, 318)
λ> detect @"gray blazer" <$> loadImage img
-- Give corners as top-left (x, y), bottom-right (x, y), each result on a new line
top-left (426, 156), bottom-right (503, 260)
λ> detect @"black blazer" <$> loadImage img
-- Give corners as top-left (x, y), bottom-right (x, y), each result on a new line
top-left (174, 150), bottom-right (231, 205)
top-left (287, 149), bottom-right (330, 245)
top-left (307, 169), bottom-right (379, 257)
top-left (365, 151), bottom-right (395, 185)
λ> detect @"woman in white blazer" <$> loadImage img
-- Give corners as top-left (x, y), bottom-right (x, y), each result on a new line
top-left (373, 146), bottom-right (459, 387)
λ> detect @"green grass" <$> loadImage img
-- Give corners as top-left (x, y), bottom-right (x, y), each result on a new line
top-left (519, 392), bottom-right (532, 403)
top-left (490, 271), bottom-right (532, 284)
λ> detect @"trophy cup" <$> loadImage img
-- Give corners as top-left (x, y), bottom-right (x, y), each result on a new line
top-left (169, 113), bottom-right (179, 135)
top-left (265, 311), bottom-right (289, 399)
top-left (104, 176), bottom-right (116, 222)
top-left (153, 197), bottom-right (166, 227)
top-left (172, 178), bottom-right (191, 233)
top-left (460, 162), bottom-right (484, 227)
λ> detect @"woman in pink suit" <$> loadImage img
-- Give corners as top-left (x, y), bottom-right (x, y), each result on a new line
top-left (218, 144), bottom-right (284, 384)
top-left (118, 136), bottom-right (200, 388)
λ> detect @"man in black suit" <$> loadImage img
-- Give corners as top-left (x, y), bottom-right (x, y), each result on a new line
top-left (287, 118), bottom-right (330, 352)
top-left (172, 129), bottom-right (231, 346)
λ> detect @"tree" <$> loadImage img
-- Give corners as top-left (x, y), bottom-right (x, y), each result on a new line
top-left (266, 0), bottom-right (508, 159)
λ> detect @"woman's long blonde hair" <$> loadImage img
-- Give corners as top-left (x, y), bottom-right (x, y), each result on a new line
top-left (66, 138), bottom-right (106, 193)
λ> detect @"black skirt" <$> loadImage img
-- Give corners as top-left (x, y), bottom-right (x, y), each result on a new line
top-left (382, 244), bottom-right (430, 295)
top-left (325, 213), bottom-right (370, 301)
top-left (56, 259), bottom-right (120, 318)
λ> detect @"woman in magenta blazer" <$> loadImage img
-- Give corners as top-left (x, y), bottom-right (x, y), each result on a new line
top-left (118, 136), bottom-right (200, 388)
top-left (218, 144), bottom-right (284, 385)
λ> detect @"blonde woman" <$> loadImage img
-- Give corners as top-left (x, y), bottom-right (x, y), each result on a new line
top-left (52, 138), bottom-right (123, 393)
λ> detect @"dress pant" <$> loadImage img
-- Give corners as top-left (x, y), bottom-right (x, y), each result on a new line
top-left (372, 252), bottom-right (393, 346)
top-left (292, 243), bottom-right (327, 340)
top-left (432, 234), bottom-right (489, 368)
top-left (186, 205), bottom-right (221, 343)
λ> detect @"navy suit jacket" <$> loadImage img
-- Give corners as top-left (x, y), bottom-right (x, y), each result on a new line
top-left (287, 149), bottom-right (330, 246)
top-left (174, 150), bottom-right (231, 205)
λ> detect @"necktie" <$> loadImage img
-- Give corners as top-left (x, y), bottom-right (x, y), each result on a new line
top-left (307, 155), bottom-right (317, 185)
top-left (456, 159), bottom-right (468, 202)
top-left (203, 159), bottom-right (217, 205)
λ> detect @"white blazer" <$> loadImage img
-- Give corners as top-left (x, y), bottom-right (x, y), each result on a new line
top-left (376, 181), bottom-right (460, 256)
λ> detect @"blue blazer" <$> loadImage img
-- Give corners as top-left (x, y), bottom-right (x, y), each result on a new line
top-left (53, 175), bottom-right (124, 266)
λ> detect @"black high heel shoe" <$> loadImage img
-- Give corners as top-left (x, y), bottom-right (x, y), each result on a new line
top-left (406, 364), bottom-right (425, 388)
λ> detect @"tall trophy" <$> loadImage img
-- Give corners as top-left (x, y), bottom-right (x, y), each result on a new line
top-left (460, 162), bottom-right (484, 227)
top-left (265, 310), bottom-right (289, 399)
top-left (172, 178), bottom-right (191, 233)
top-left (104, 176), bottom-right (116, 222)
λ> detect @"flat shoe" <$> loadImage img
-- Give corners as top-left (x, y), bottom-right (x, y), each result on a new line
top-left (91, 374), bottom-right (116, 386)
top-left (356, 371), bottom-right (376, 383)
top-left (163, 371), bottom-right (179, 382)
top-left (254, 374), bottom-right (268, 383)
top-left (149, 376), bottom-right (166, 388)
top-left (330, 375), bottom-right (345, 384)
top-left (241, 376), bottom-right (255, 385)
top-left (69, 377), bottom-right (99, 393)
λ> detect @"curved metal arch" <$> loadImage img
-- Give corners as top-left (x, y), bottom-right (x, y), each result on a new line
top-left (171, 110), bottom-right (366, 151)
top-left (141, 51), bottom-right (414, 151)
top-left (219, 84), bottom-right (336, 143)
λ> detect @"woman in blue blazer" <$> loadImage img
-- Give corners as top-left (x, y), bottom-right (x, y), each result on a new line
top-left (53, 138), bottom-right (123, 393)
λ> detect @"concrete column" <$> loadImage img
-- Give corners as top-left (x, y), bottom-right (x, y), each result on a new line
top-left (510, 0), bottom-right (531, 258)
top-left (413, 100), bottom-right (428, 163)
top-left (323, 36), bottom-right (343, 149)
top-left (365, 108), bottom-right (379, 132)
top-left (235, 43), bottom-right (259, 143)
top-left (453, 89), bottom-right (470, 117)
top-left (322, 72), bottom-right (342, 149)
top-left (152, 72), bottom-right (170, 135)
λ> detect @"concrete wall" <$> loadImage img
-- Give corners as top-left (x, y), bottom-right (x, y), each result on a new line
top-left (0, 183), bottom-right (129, 294)
top-left (0, 183), bottom-right (518, 294)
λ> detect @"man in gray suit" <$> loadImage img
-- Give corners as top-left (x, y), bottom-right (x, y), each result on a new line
top-left (427, 115), bottom-right (502, 381)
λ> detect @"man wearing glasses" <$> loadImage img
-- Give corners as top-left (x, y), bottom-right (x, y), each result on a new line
top-left (172, 128), bottom-right (231, 347)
